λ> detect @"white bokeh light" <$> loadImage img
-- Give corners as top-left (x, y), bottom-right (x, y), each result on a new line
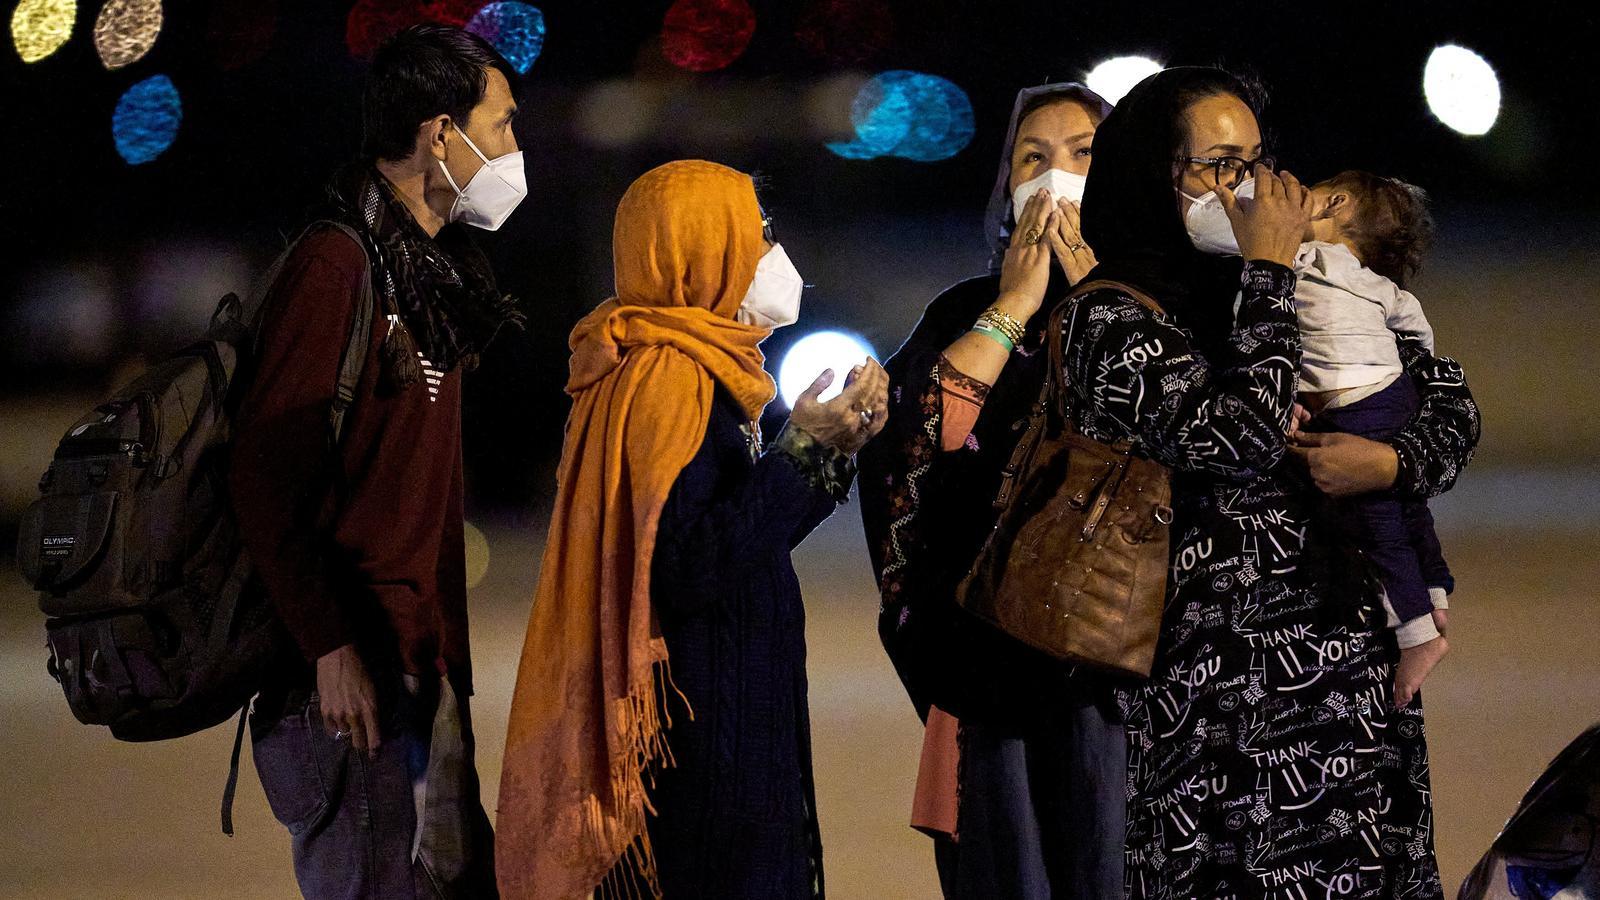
top-left (1424, 45), bottom-right (1500, 136)
top-left (778, 331), bottom-right (877, 409)
top-left (1086, 55), bottom-right (1163, 105)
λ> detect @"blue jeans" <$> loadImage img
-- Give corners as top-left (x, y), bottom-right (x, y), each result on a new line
top-left (250, 678), bottom-right (497, 899)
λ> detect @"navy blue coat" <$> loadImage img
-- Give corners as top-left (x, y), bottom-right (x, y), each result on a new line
top-left (645, 388), bottom-right (844, 899)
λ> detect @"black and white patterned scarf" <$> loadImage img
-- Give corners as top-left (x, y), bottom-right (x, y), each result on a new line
top-left (324, 164), bottom-right (524, 387)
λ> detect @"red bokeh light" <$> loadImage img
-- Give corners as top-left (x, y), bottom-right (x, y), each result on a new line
top-left (660, 0), bottom-right (756, 74)
top-left (346, 0), bottom-right (489, 61)
top-left (796, 0), bottom-right (893, 66)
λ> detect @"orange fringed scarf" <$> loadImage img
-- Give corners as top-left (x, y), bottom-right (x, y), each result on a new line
top-left (496, 161), bottom-right (776, 900)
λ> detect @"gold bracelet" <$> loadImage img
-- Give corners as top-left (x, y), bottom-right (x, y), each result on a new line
top-left (975, 310), bottom-right (1012, 344)
top-left (976, 307), bottom-right (1026, 347)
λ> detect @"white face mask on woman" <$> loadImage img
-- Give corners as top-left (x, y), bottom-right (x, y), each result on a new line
top-left (1177, 177), bottom-right (1256, 256)
top-left (736, 243), bottom-right (804, 329)
top-left (1011, 168), bottom-right (1088, 223)
top-left (439, 126), bottom-right (527, 231)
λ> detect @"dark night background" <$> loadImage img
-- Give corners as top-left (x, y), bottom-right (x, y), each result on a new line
top-left (2, 2), bottom-right (1598, 896)
top-left (3, 0), bottom-right (1596, 525)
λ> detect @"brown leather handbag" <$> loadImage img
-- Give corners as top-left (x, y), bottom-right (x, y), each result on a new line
top-left (955, 280), bottom-right (1175, 679)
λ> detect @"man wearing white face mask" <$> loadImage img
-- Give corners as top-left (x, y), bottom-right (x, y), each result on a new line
top-left (230, 25), bottom-right (523, 899)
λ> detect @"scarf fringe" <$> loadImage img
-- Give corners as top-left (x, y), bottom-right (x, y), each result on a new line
top-left (381, 312), bottom-right (423, 388)
top-left (584, 657), bottom-right (694, 900)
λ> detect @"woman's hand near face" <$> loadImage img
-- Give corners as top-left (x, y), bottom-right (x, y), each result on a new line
top-left (1046, 198), bottom-right (1098, 286)
top-left (788, 359), bottom-right (889, 456)
top-left (1287, 430), bottom-right (1401, 497)
top-left (996, 190), bottom-right (1058, 320)
top-left (1219, 165), bottom-right (1313, 268)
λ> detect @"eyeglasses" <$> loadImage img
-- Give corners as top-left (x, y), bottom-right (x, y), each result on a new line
top-left (1178, 153), bottom-right (1277, 189)
top-left (761, 215), bottom-right (776, 245)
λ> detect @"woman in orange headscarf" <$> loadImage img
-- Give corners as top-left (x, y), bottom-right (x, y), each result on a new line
top-left (496, 160), bottom-right (888, 900)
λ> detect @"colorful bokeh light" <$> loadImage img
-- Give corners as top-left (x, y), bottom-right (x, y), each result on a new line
top-left (92, 0), bottom-right (161, 70)
top-left (660, 0), bottom-right (755, 73)
top-left (827, 71), bottom-right (973, 162)
top-left (466, 1), bottom-right (544, 74)
top-left (112, 74), bottom-right (182, 165)
top-left (345, 0), bottom-right (483, 60)
top-left (11, 0), bottom-right (76, 63)
top-left (795, 0), bottom-right (892, 66)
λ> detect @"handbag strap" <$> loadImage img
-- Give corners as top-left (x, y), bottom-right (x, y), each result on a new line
top-left (1047, 279), bottom-right (1166, 425)
top-left (992, 280), bottom-right (1165, 511)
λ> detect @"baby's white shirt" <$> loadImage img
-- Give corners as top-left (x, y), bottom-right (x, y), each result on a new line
top-left (1293, 241), bottom-right (1435, 397)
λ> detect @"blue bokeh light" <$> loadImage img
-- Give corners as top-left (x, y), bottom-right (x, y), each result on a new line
top-left (467, 2), bottom-right (545, 75)
top-left (827, 70), bottom-right (973, 162)
top-left (112, 75), bottom-right (182, 166)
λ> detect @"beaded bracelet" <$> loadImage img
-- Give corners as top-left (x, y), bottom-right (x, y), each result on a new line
top-left (971, 323), bottom-right (1016, 352)
top-left (975, 307), bottom-right (1026, 347)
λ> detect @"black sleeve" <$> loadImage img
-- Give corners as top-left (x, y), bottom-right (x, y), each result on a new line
top-left (1062, 261), bottom-right (1302, 480)
top-left (1390, 340), bottom-right (1482, 499)
top-left (650, 422), bottom-right (846, 618)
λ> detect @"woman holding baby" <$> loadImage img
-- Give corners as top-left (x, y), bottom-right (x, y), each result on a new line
top-left (863, 65), bottom-right (1480, 899)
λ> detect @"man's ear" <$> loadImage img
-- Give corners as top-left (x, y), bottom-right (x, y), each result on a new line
top-left (421, 115), bottom-right (451, 162)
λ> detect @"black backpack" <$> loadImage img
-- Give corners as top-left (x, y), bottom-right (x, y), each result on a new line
top-left (14, 220), bottom-right (374, 831)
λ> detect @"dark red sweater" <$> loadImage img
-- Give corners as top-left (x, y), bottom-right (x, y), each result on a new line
top-left (229, 226), bottom-right (473, 693)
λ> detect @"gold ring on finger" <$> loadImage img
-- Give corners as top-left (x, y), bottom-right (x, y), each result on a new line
top-left (1022, 227), bottom-right (1044, 245)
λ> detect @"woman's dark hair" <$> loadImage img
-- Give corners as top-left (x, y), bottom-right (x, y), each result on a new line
top-left (1320, 170), bottom-right (1434, 288)
top-left (362, 25), bottom-right (518, 162)
top-left (1081, 67), bottom-right (1267, 265)
top-left (1078, 67), bottom-right (1269, 356)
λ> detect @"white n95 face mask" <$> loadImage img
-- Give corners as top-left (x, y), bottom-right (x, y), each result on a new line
top-left (1011, 168), bottom-right (1088, 223)
top-left (439, 127), bottom-right (527, 231)
top-left (736, 244), bottom-right (804, 330)
top-left (1178, 177), bottom-right (1255, 256)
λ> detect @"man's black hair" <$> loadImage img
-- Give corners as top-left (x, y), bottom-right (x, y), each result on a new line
top-left (362, 24), bottom-right (519, 162)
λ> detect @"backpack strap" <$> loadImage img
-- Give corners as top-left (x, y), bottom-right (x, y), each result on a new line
top-left (221, 221), bottom-right (375, 835)
top-left (248, 220), bottom-right (375, 445)
top-left (211, 549), bottom-right (255, 836)
top-left (326, 224), bottom-right (374, 445)
top-left (220, 705), bottom-right (249, 836)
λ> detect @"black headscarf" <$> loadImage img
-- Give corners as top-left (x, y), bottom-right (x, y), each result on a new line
top-left (1080, 66), bottom-right (1263, 357)
top-left (323, 164), bottom-right (524, 386)
top-left (983, 82), bottom-right (1112, 274)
